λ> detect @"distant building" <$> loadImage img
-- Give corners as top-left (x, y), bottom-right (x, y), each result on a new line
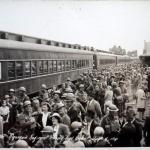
top-left (143, 41), bottom-right (150, 55)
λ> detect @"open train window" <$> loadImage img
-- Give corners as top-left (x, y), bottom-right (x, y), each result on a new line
top-left (71, 60), bottom-right (75, 69)
top-left (57, 60), bottom-right (62, 72)
top-left (0, 62), bottom-right (1, 80)
top-left (53, 60), bottom-right (57, 72)
top-left (31, 61), bottom-right (37, 76)
top-left (43, 61), bottom-right (48, 73)
top-left (48, 60), bottom-right (53, 73)
top-left (8, 61), bottom-right (15, 80)
top-left (65, 60), bottom-right (71, 71)
top-left (24, 61), bottom-right (31, 77)
top-left (16, 61), bottom-right (23, 78)
top-left (38, 61), bottom-right (43, 74)
top-left (62, 60), bottom-right (65, 71)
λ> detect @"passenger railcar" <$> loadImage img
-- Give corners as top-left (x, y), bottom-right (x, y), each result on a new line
top-left (0, 31), bottom-right (93, 97)
top-left (93, 52), bottom-right (117, 70)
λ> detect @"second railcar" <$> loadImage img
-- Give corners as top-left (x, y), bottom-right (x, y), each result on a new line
top-left (93, 52), bottom-right (117, 70)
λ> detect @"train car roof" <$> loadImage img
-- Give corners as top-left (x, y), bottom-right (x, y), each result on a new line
top-left (0, 39), bottom-right (94, 55)
top-left (96, 51), bottom-right (117, 56)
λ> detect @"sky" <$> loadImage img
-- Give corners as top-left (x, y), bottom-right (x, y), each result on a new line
top-left (0, 0), bottom-right (150, 55)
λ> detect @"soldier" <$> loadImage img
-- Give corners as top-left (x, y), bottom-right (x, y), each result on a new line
top-left (55, 103), bottom-right (71, 126)
top-left (75, 84), bottom-right (87, 108)
top-left (63, 93), bottom-right (85, 123)
top-left (18, 87), bottom-right (30, 103)
top-left (39, 84), bottom-right (49, 102)
top-left (16, 101), bottom-right (36, 137)
top-left (86, 92), bottom-right (102, 122)
top-left (101, 104), bottom-right (120, 141)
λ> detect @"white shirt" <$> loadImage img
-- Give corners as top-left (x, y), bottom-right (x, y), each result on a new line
top-left (53, 124), bottom-right (59, 139)
top-left (42, 112), bottom-right (49, 127)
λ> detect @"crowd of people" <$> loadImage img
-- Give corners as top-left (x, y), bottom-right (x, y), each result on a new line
top-left (0, 61), bottom-right (150, 148)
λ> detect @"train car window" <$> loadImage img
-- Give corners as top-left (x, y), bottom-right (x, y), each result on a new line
top-left (62, 60), bottom-right (65, 71)
top-left (24, 61), bottom-right (31, 77)
top-left (38, 61), bottom-right (44, 74)
top-left (8, 61), bottom-right (15, 80)
top-left (48, 60), bottom-right (53, 73)
top-left (43, 61), bottom-right (48, 73)
top-left (31, 61), bottom-right (37, 76)
top-left (0, 62), bottom-right (1, 80)
top-left (77, 60), bottom-right (81, 68)
top-left (71, 60), bottom-right (75, 69)
top-left (16, 61), bottom-right (23, 78)
top-left (53, 60), bottom-right (57, 72)
top-left (65, 60), bottom-right (69, 71)
top-left (74, 60), bottom-right (77, 68)
top-left (57, 60), bottom-right (62, 72)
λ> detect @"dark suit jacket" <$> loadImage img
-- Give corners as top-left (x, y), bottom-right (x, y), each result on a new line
top-left (87, 99), bottom-right (102, 119)
top-left (90, 120), bottom-right (99, 138)
top-left (144, 116), bottom-right (150, 146)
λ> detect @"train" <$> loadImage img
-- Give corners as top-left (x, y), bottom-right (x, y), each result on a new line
top-left (0, 31), bottom-right (134, 98)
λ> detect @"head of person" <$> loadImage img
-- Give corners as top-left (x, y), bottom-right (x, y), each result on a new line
top-left (51, 113), bottom-right (62, 125)
top-left (61, 83), bottom-right (66, 89)
top-left (19, 87), bottom-right (26, 95)
top-left (87, 92), bottom-right (94, 101)
top-left (41, 126), bottom-right (55, 138)
top-left (126, 108), bottom-right (136, 122)
top-left (85, 110), bottom-right (95, 122)
top-left (13, 140), bottom-right (29, 148)
top-left (92, 78), bottom-right (97, 86)
top-left (94, 127), bottom-right (105, 138)
top-left (1, 100), bottom-right (7, 107)
top-left (41, 102), bottom-right (51, 112)
top-left (112, 82), bottom-right (118, 88)
top-left (119, 81), bottom-right (125, 87)
top-left (70, 121), bottom-right (82, 139)
top-left (41, 84), bottom-right (47, 91)
top-left (53, 90), bottom-right (61, 101)
top-left (23, 101), bottom-right (32, 113)
top-left (108, 104), bottom-right (119, 119)
top-left (79, 84), bottom-right (84, 92)
top-left (32, 98), bottom-right (40, 109)
top-left (63, 93), bottom-right (75, 109)
top-left (9, 89), bottom-right (15, 96)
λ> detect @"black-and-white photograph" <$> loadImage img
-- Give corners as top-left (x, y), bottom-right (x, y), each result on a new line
top-left (0, 0), bottom-right (150, 148)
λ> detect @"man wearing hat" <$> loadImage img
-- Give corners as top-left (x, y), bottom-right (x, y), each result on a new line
top-left (75, 84), bottom-right (87, 108)
top-left (101, 104), bottom-right (120, 141)
top-left (38, 84), bottom-right (49, 103)
top-left (51, 90), bottom-right (63, 112)
top-left (65, 77), bottom-right (76, 92)
top-left (56, 103), bottom-right (71, 126)
top-left (18, 87), bottom-right (30, 104)
top-left (9, 89), bottom-right (18, 105)
top-left (86, 92), bottom-right (102, 122)
top-left (63, 93), bottom-right (85, 123)
top-left (16, 100), bottom-right (36, 137)
top-left (117, 108), bottom-right (142, 147)
top-left (34, 126), bottom-right (55, 148)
